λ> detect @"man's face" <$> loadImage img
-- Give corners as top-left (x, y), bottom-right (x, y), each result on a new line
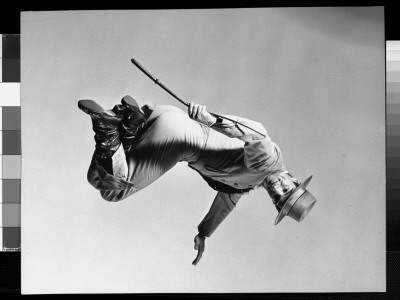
top-left (267, 172), bottom-right (298, 197)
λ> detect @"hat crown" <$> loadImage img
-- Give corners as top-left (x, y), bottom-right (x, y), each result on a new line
top-left (287, 191), bottom-right (317, 221)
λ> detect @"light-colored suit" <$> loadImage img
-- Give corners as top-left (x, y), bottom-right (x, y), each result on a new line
top-left (86, 105), bottom-right (286, 237)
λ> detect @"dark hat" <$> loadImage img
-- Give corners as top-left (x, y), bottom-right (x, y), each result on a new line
top-left (274, 175), bottom-right (316, 225)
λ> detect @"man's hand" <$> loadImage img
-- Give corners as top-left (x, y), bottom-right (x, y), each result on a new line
top-left (188, 103), bottom-right (216, 127)
top-left (192, 233), bottom-right (206, 266)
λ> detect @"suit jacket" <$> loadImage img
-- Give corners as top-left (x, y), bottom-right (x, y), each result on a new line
top-left (192, 115), bottom-right (286, 237)
top-left (87, 112), bottom-right (286, 236)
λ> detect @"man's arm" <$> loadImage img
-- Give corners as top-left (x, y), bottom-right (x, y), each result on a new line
top-left (197, 192), bottom-right (242, 237)
top-left (187, 102), bottom-right (268, 143)
top-left (192, 192), bottom-right (242, 265)
top-left (188, 103), bottom-right (276, 172)
top-left (210, 115), bottom-right (269, 143)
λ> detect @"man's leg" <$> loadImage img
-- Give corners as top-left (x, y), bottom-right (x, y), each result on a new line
top-left (78, 99), bottom-right (124, 168)
top-left (83, 101), bottom-right (207, 202)
top-left (86, 97), bottom-right (154, 202)
top-left (123, 106), bottom-right (208, 192)
top-left (118, 95), bottom-right (152, 153)
top-left (79, 99), bottom-right (136, 201)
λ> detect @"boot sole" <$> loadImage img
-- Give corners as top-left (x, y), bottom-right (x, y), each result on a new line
top-left (121, 95), bottom-right (139, 110)
top-left (121, 95), bottom-right (153, 119)
top-left (78, 99), bottom-right (105, 117)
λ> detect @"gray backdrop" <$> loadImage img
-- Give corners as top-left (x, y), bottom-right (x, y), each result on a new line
top-left (21, 7), bottom-right (385, 293)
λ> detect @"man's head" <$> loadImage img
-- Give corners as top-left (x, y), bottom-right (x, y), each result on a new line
top-left (261, 171), bottom-right (317, 225)
top-left (262, 171), bottom-right (300, 209)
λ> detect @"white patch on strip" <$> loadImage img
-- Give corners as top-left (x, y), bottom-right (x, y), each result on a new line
top-left (0, 83), bottom-right (20, 106)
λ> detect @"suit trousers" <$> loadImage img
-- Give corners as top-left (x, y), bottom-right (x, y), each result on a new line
top-left (86, 105), bottom-right (210, 202)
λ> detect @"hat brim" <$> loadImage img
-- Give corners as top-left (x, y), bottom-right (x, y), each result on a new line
top-left (274, 175), bottom-right (313, 225)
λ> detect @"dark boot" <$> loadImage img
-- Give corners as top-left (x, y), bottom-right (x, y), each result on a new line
top-left (78, 99), bottom-right (123, 161)
top-left (119, 95), bottom-right (153, 152)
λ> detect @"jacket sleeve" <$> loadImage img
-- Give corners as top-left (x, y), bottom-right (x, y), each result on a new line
top-left (211, 115), bottom-right (269, 143)
top-left (198, 192), bottom-right (242, 237)
top-left (211, 115), bottom-right (278, 172)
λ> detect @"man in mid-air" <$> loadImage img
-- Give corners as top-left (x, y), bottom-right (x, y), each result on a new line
top-left (78, 95), bottom-right (316, 265)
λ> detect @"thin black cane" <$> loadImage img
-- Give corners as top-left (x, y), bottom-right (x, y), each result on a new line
top-left (130, 58), bottom-right (266, 138)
